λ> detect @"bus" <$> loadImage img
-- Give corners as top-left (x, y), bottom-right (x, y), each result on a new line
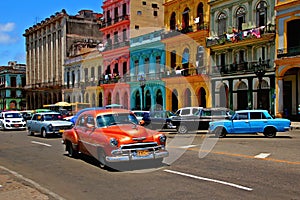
top-left (43, 102), bottom-right (91, 117)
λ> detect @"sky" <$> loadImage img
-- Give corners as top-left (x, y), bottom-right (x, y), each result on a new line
top-left (0, 0), bottom-right (103, 66)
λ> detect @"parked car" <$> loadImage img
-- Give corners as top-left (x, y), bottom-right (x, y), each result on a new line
top-left (208, 109), bottom-right (291, 138)
top-left (175, 107), bottom-right (203, 117)
top-left (27, 112), bottom-right (73, 138)
top-left (19, 110), bottom-right (35, 121)
top-left (62, 108), bottom-right (168, 169)
top-left (142, 110), bottom-right (177, 131)
top-left (131, 110), bottom-right (150, 122)
top-left (68, 107), bottom-right (105, 124)
top-left (172, 107), bottom-right (233, 134)
top-left (0, 111), bottom-right (27, 130)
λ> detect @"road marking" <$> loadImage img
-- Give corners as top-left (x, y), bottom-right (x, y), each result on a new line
top-left (254, 153), bottom-right (271, 159)
top-left (179, 144), bottom-right (198, 149)
top-left (31, 141), bottom-right (52, 147)
top-left (164, 169), bottom-right (253, 191)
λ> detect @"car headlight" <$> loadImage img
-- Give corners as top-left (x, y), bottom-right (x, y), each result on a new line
top-left (159, 135), bottom-right (167, 144)
top-left (5, 120), bottom-right (10, 123)
top-left (110, 138), bottom-right (118, 147)
top-left (48, 124), bottom-right (53, 131)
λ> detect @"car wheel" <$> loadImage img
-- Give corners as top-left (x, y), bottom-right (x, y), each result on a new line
top-left (41, 129), bottom-right (47, 138)
top-left (27, 129), bottom-right (34, 136)
top-left (263, 127), bottom-right (277, 138)
top-left (214, 127), bottom-right (227, 138)
top-left (66, 141), bottom-right (78, 158)
top-left (0, 123), bottom-right (5, 131)
top-left (177, 124), bottom-right (189, 134)
top-left (97, 148), bottom-right (107, 169)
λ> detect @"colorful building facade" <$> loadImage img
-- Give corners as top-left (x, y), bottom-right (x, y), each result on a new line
top-left (0, 61), bottom-right (26, 110)
top-left (162, 0), bottom-right (211, 112)
top-left (129, 30), bottom-right (166, 111)
top-left (275, 0), bottom-right (300, 119)
top-left (207, 0), bottom-right (276, 115)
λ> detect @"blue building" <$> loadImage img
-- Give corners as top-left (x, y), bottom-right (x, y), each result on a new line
top-left (129, 30), bottom-right (166, 111)
top-left (0, 61), bottom-right (26, 110)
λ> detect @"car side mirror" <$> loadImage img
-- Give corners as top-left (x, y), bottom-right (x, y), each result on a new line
top-left (139, 120), bottom-right (145, 126)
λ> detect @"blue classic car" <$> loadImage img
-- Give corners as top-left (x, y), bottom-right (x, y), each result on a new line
top-left (208, 110), bottom-right (291, 138)
top-left (27, 112), bottom-right (73, 138)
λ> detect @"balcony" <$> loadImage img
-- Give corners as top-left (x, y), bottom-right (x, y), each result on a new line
top-left (277, 46), bottom-right (300, 58)
top-left (211, 59), bottom-right (272, 76)
top-left (206, 24), bottom-right (276, 48)
top-left (103, 41), bottom-right (129, 51)
top-left (99, 15), bottom-right (129, 29)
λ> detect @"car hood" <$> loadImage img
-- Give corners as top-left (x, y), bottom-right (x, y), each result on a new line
top-left (46, 120), bottom-right (73, 126)
top-left (100, 124), bottom-right (157, 141)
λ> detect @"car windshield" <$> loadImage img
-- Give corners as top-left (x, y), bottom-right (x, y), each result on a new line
top-left (96, 113), bottom-right (139, 127)
top-left (43, 114), bottom-right (63, 121)
top-left (5, 113), bottom-right (22, 118)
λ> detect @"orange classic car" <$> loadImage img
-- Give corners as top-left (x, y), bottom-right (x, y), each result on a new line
top-left (62, 108), bottom-right (169, 168)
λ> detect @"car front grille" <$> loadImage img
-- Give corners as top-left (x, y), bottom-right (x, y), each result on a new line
top-left (120, 142), bottom-right (160, 151)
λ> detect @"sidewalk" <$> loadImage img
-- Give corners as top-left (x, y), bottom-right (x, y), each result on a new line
top-left (0, 166), bottom-right (59, 200)
top-left (291, 121), bottom-right (300, 130)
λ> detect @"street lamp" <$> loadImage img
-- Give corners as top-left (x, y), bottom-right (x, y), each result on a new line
top-left (254, 59), bottom-right (266, 109)
top-left (138, 75), bottom-right (146, 110)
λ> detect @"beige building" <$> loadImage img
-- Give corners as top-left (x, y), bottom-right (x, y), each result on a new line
top-left (23, 9), bottom-right (102, 109)
top-left (63, 41), bottom-right (103, 107)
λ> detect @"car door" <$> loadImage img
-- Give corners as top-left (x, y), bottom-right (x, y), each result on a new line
top-left (74, 114), bottom-right (90, 154)
top-left (150, 111), bottom-right (164, 129)
top-left (248, 111), bottom-right (267, 133)
top-left (30, 114), bottom-right (40, 133)
top-left (231, 112), bottom-right (251, 133)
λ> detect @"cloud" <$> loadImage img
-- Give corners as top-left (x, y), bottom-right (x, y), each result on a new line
top-left (0, 22), bottom-right (15, 32)
top-left (0, 22), bottom-right (17, 44)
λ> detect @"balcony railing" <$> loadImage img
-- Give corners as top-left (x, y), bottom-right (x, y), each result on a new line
top-left (103, 41), bottom-right (130, 51)
top-left (277, 46), bottom-right (300, 58)
top-left (211, 59), bottom-right (271, 75)
top-left (206, 24), bottom-right (276, 47)
top-left (100, 15), bottom-right (129, 29)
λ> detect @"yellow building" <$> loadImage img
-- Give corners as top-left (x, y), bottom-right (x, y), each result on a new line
top-left (162, 0), bottom-right (211, 112)
top-left (275, 0), bottom-right (300, 118)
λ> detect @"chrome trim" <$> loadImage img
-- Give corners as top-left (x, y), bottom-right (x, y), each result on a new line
top-left (106, 143), bottom-right (168, 162)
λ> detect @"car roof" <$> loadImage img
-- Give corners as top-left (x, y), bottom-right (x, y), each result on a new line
top-left (79, 108), bottom-right (131, 116)
top-left (34, 112), bottom-right (61, 115)
top-left (236, 109), bottom-right (267, 113)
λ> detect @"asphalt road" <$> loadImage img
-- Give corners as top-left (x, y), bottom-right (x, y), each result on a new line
top-left (0, 130), bottom-right (299, 200)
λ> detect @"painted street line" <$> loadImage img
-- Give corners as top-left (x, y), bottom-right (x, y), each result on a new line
top-left (164, 169), bottom-right (253, 191)
top-left (31, 141), bottom-right (52, 147)
top-left (179, 144), bottom-right (198, 149)
top-left (254, 153), bottom-right (271, 159)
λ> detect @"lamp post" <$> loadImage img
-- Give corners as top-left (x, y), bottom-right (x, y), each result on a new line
top-left (254, 59), bottom-right (266, 109)
top-left (138, 75), bottom-right (146, 110)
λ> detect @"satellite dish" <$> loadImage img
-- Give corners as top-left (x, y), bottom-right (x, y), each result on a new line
top-left (97, 43), bottom-right (105, 52)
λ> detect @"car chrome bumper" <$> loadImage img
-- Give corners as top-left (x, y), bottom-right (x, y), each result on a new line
top-left (106, 148), bottom-right (169, 162)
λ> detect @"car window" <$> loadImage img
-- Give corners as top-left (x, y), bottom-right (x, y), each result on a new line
top-left (192, 108), bottom-right (199, 114)
top-left (202, 110), bottom-right (211, 116)
top-left (250, 112), bottom-right (262, 119)
top-left (86, 115), bottom-right (95, 128)
top-left (77, 115), bottom-right (86, 127)
top-left (233, 112), bottom-right (248, 120)
top-left (5, 113), bottom-right (22, 118)
top-left (43, 114), bottom-right (63, 121)
top-left (181, 109), bottom-right (190, 115)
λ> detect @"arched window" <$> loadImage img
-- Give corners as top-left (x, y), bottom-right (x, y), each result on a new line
top-left (218, 12), bottom-right (227, 35)
top-left (256, 1), bottom-right (267, 27)
top-left (197, 3), bottom-right (204, 29)
top-left (236, 7), bottom-right (246, 31)
top-left (170, 12), bottom-right (176, 30)
top-left (182, 8), bottom-right (190, 30)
